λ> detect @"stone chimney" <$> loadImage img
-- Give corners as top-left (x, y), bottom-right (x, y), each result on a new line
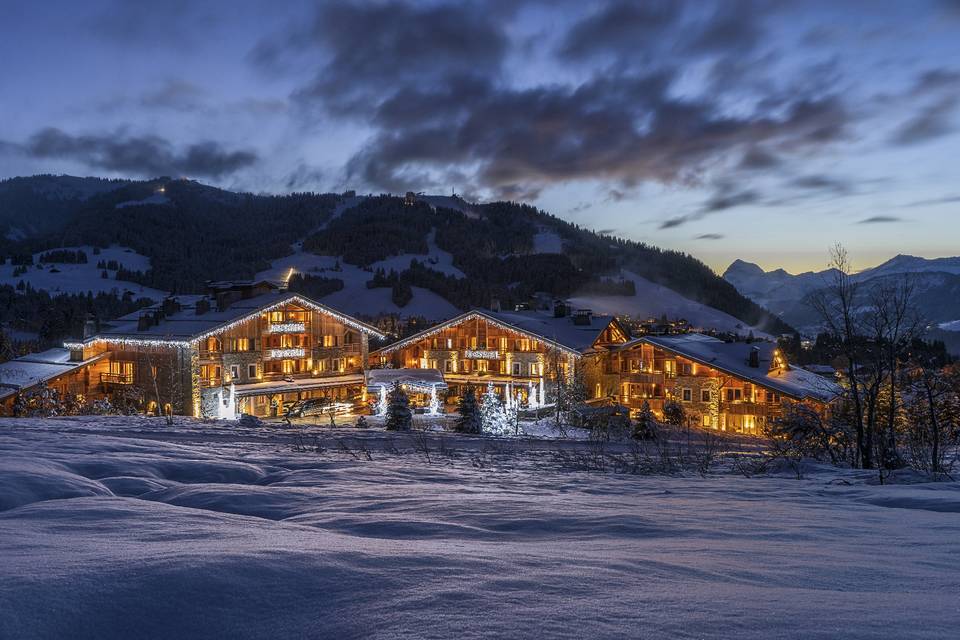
top-left (490, 298), bottom-right (501, 312)
top-left (748, 346), bottom-right (760, 368)
top-left (83, 314), bottom-right (97, 339)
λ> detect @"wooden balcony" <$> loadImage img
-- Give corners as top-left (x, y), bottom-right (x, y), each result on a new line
top-left (100, 372), bottom-right (134, 385)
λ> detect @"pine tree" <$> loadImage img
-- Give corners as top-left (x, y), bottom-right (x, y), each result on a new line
top-left (662, 400), bottom-right (686, 427)
top-left (454, 385), bottom-right (481, 434)
top-left (385, 381), bottom-right (412, 431)
top-left (480, 383), bottom-right (511, 435)
top-left (633, 400), bottom-right (657, 440)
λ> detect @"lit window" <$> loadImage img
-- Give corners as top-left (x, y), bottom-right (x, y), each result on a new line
top-left (230, 365), bottom-right (240, 380)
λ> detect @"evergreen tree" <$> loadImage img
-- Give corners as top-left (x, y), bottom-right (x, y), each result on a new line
top-left (633, 400), bottom-right (657, 440)
top-left (480, 383), bottom-right (511, 435)
top-left (385, 381), bottom-right (412, 431)
top-left (662, 400), bottom-right (686, 427)
top-left (567, 361), bottom-right (588, 408)
top-left (454, 385), bottom-right (481, 434)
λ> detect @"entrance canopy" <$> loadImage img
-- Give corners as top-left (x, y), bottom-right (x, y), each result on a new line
top-left (366, 368), bottom-right (447, 393)
top-left (233, 373), bottom-right (364, 398)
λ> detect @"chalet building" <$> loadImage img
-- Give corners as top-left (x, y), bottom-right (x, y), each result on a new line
top-left (603, 334), bottom-right (840, 434)
top-left (371, 306), bottom-right (631, 409)
top-left (1, 281), bottom-right (384, 417)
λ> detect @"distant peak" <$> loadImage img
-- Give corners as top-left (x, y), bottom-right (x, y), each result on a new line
top-left (723, 259), bottom-right (765, 277)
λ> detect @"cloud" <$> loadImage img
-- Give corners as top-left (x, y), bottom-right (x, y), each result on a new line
top-left (558, 1), bottom-right (682, 61)
top-left (660, 185), bottom-right (761, 229)
top-left (858, 215), bottom-right (903, 224)
top-left (695, 233), bottom-right (725, 240)
top-left (789, 174), bottom-right (850, 193)
top-left (890, 96), bottom-right (958, 145)
top-left (738, 146), bottom-right (782, 170)
top-left (904, 194), bottom-right (960, 207)
top-left (15, 128), bottom-right (257, 178)
top-left (139, 80), bottom-right (206, 111)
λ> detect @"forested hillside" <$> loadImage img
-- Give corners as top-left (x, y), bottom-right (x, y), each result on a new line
top-left (0, 175), bottom-right (792, 339)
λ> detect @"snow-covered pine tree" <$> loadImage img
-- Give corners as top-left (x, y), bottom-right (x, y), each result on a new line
top-left (481, 383), bottom-right (511, 435)
top-left (454, 385), bottom-right (481, 434)
top-left (385, 381), bottom-right (412, 431)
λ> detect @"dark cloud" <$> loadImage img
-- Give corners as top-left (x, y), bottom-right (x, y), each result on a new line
top-left (890, 96), bottom-right (958, 145)
top-left (255, 2), bottom-right (508, 117)
top-left (559, 1), bottom-right (681, 61)
top-left (858, 215), bottom-right (902, 224)
top-left (909, 69), bottom-right (960, 95)
top-left (596, 228), bottom-right (618, 235)
top-left (661, 186), bottom-right (761, 229)
top-left (16, 128), bottom-right (257, 178)
top-left (739, 146), bottom-right (782, 170)
top-left (695, 233), bottom-right (725, 240)
top-left (789, 174), bottom-right (850, 193)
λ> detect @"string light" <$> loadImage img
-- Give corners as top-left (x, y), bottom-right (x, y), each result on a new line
top-left (63, 293), bottom-right (385, 350)
top-left (375, 310), bottom-right (582, 357)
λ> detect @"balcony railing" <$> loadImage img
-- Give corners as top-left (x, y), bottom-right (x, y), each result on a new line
top-left (101, 372), bottom-right (134, 385)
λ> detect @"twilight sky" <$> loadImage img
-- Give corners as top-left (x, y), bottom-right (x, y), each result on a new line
top-left (1, 0), bottom-right (958, 274)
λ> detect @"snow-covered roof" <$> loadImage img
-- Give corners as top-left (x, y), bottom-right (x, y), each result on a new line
top-left (74, 290), bottom-right (385, 346)
top-left (635, 334), bottom-right (841, 402)
top-left (366, 368), bottom-right (447, 390)
top-left (0, 348), bottom-right (106, 400)
top-left (374, 309), bottom-right (620, 357)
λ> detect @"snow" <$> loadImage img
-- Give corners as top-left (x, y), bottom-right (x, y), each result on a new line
top-left (369, 229), bottom-right (465, 278)
top-left (0, 245), bottom-right (165, 299)
top-left (256, 251), bottom-right (459, 320)
top-left (939, 319), bottom-right (960, 332)
top-left (115, 193), bottom-right (170, 208)
top-left (531, 229), bottom-right (564, 254)
top-left (1, 417), bottom-right (959, 639)
top-left (570, 270), bottom-right (771, 337)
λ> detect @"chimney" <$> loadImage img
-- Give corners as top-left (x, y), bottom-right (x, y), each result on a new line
top-left (195, 298), bottom-right (211, 315)
top-left (572, 309), bottom-right (593, 326)
top-left (83, 314), bottom-right (97, 339)
top-left (490, 298), bottom-right (501, 312)
top-left (137, 314), bottom-right (151, 331)
top-left (553, 299), bottom-right (569, 318)
top-left (748, 346), bottom-right (760, 368)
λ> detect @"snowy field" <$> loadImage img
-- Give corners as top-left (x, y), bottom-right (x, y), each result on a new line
top-left (0, 245), bottom-right (165, 300)
top-left (2, 417), bottom-right (959, 639)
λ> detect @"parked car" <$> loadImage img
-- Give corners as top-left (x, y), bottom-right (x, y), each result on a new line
top-left (285, 398), bottom-right (332, 419)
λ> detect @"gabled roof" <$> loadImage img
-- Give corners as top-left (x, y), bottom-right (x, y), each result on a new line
top-left (0, 348), bottom-right (107, 401)
top-left (624, 334), bottom-right (841, 402)
top-left (65, 291), bottom-right (385, 348)
top-left (373, 308), bottom-right (622, 357)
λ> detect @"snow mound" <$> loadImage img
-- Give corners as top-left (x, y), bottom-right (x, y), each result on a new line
top-left (0, 459), bottom-right (113, 512)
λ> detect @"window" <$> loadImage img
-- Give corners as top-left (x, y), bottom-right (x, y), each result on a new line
top-left (681, 363), bottom-right (692, 375)
top-left (282, 360), bottom-right (295, 374)
top-left (701, 389), bottom-right (711, 403)
top-left (529, 362), bottom-right (541, 376)
top-left (248, 364), bottom-right (258, 379)
top-left (445, 360), bottom-right (453, 373)
top-left (477, 360), bottom-right (488, 373)
top-left (446, 338), bottom-right (453, 349)
top-left (230, 364), bottom-right (240, 380)
top-left (766, 391), bottom-right (780, 403)
top-left (702, 414), bottom-right (712, 427)
top-left (270, 311), bottom-right (284, 323)
top-left (725, 388), bottom-right (743, 402)
top-left (681, 388), bottom-right (692, 402)
top-left (512, 362), bottom-right (521, 376)
top-left (322, 335), bottom-right (336, 347)
top-left (664, 360), bottom-right (676, 377)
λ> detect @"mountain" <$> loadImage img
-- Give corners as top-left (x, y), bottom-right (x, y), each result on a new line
top-left (724, 256), bottom-right (960, 346)
top-left (0, 174), bottom-right (792, 342)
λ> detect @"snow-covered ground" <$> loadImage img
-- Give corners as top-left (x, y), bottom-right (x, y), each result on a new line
top-left (0, 245), bottom-right (165, 300)
top-left (1, 417), bottom-right (958, 639)
top-left (570, 270), bottom-right (772, 337)
top-left (531, 229), bottom-right (564, 254)
top-left (256, 249), bottom-right (459, 320)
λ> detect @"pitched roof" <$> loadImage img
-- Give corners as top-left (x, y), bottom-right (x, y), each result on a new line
top-left (374, 308), bottom-right (621, 357)
top-left (634, 334), bottom-right (841, 402)
top-left (0, 348), bottom-right (106, 401)
top-left (68, 290), bottom-right (385, 346)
